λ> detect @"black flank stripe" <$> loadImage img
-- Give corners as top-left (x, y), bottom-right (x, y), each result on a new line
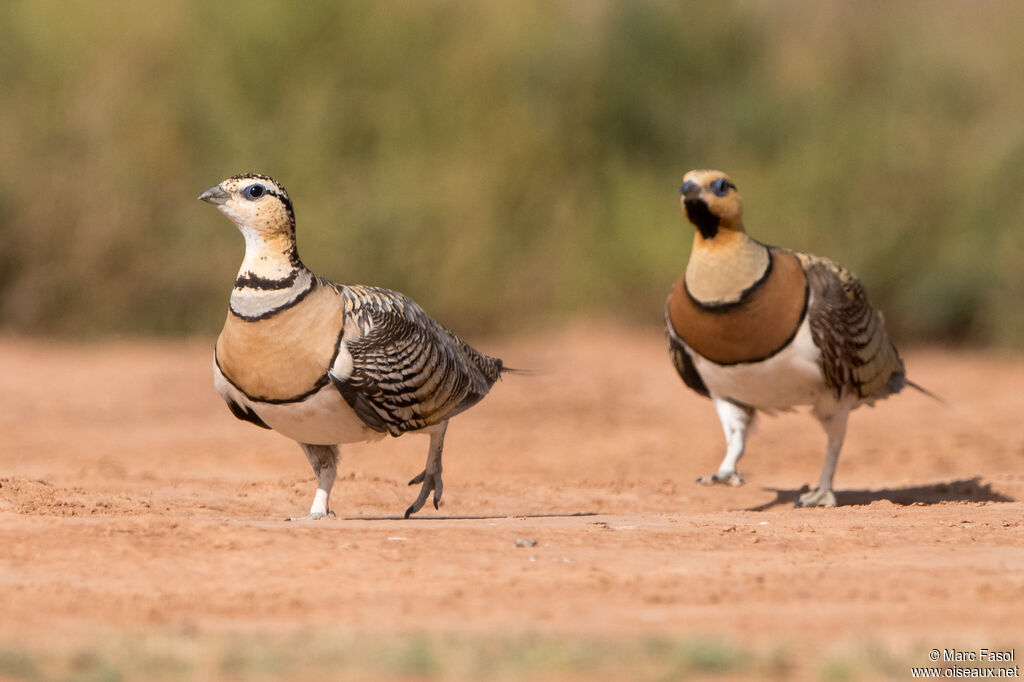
top-left (226, 399), bottom-right (271, 429)
top-left (328, 326), bottom-right (347, 369)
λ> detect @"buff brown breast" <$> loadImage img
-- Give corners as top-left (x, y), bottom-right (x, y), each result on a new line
top-left (200, 173), bottom-right (506, 520)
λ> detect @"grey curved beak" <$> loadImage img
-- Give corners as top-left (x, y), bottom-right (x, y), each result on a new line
top-left (198, 185), bottom-right (230, 205)
top-left (679, 180), bottom-right (700, 199)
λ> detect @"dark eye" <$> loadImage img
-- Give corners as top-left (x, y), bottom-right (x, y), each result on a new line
top-left (710, 178), bottom-right (733, 197)
top-left (244, 184), bottom-right (266, 200)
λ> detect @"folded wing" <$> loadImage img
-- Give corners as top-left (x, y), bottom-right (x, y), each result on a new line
top-left (331, 292), bottom-right (502, 436)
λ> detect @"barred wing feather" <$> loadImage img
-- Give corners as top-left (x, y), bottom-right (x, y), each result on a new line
top-left (331, 298), bottom-right (501, 436)
top-left (798, 253), bottom-right (905, 401)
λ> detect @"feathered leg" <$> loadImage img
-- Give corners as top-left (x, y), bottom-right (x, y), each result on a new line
top-left (798, 403), bottom-right (851, 507)
top-left (698, 398), bottom-right (755, 487)
top-left (287, 443), bottom-right (339, 521)
top-left (405, 421), bottom-right (448, 518)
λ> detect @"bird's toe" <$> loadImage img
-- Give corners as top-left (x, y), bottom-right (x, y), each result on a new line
top-left (696, 472), bottom-right (744, 487)
top-left (286, 509), bottom-right (335, 522)
top-left (796, 487), bottom-right (837, 507)
top-left (405, 472), bottom-right (442, 518)
top-left (432, 478), bottom-right (444, 510)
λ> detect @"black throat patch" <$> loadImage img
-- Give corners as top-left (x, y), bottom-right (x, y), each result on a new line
top-left (684, 198), bottom-right (720, 239)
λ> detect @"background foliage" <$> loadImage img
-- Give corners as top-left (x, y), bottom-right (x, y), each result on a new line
top-left (1, 1), bottom-right (1021, 344)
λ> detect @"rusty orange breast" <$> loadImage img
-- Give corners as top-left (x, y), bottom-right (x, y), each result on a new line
top-left (668, 250), bottom-right (808, 365)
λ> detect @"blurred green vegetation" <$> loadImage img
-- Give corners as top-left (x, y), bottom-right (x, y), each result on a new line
top-left (0, 1), bottom-right (1021, 344)
top-left (0, 629), bottom-right (933, 681)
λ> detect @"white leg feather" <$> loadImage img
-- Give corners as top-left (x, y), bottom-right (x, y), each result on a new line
top-left (288, 443), bottom-right (339, 521)
top-left (798, 402), bottom-right (852, 507)
top-left (698, 399), bottom-right (755, 486)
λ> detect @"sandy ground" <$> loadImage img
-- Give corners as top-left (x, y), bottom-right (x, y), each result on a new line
top-left (1, 322), bottom-right (1022, 679)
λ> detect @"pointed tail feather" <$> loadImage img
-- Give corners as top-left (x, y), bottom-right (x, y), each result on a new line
top-left (907, 379), bottom-right (948, 406)
top-left (499, 366), bottom-right (537, 377)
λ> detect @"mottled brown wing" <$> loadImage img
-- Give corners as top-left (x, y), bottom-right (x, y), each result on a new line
top-left (331, 288), bottom-right (502, 436)
top-left (664, 297), bottom-right (710, 398)
top-left (797, 253), bottom-right (905, 400)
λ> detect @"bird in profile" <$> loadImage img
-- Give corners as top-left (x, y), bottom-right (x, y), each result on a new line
top-left (665, 169), bottom-right (926, 507)
top-left (199, 173), bottom-right (506, 520)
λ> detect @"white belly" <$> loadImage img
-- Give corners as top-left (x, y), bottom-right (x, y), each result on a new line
top-left (214, 361), bottom-right (386, 446)
top-left (690, 318), bottom-right (831, 411)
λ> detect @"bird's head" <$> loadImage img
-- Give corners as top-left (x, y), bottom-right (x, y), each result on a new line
top-left (198, 173), bottom-right (295, 238)
top-left (679, 169), bottom-right (743, 239)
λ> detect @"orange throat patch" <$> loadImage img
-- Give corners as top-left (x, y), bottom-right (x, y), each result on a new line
top-left (669, 250), bottom-right (808, 365)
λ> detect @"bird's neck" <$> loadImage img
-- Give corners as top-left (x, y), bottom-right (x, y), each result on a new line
top-left (229, 230), bottom-right (313, 320)
top-left (237, 230), bottom-right (303, 283)
top-left (684, 229), bottom-right (771, 306)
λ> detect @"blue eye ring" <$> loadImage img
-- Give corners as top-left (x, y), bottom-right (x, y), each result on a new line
top-left (244, 183), bottom-right (266, 200)
top-left (710, 177), bottom-right (734, 197)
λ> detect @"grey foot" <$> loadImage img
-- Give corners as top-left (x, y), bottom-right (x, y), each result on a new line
top-left (405, 469), bottom-right (443, 518)
top-left (796, 487), bottom-right (837, 507)
top-left (285, 510), bottom-right (336, 522)
top-left (696, 471), bottom-right (745, 487)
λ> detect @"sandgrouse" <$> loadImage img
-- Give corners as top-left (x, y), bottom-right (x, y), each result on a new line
top-left (666, 169), bottom-right (918, 507)
top-left (199, 173), bottom-right (506, 520)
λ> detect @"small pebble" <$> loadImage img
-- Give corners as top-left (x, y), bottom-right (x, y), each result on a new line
top-left (515, 539), bottom-right (538, 548)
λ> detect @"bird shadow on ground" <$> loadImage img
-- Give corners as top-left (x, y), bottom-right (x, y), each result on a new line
top-left (344, 511), bottom-right (599, 521)
top-left (745, 477), bottom-right (1014, 511)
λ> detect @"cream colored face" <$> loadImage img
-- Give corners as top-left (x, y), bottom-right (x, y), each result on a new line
top-left (199, 174), bottom-right (294, 237)
top-left (679, 169), bottom-right (743, 232)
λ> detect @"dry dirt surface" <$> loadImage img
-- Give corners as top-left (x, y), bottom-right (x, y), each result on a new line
top-left (1, 322), bottom-right (1022, 681)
